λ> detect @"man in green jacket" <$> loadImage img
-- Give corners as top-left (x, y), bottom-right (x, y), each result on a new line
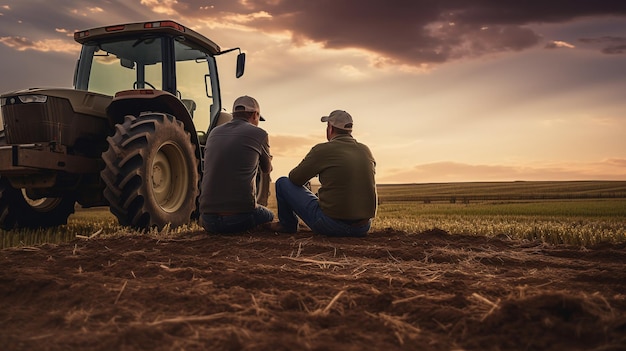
top-left (270, 110), bottom-right (377, 237)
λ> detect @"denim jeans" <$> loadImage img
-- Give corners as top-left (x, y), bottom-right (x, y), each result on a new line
top-left (275, 176), bottom-right (371, 237)
top-left (201, 206), bottom-right (274, 234)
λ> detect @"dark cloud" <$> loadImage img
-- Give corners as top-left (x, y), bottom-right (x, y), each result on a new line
top-left (579, 36), bottom-right (626, 54)
top-left (601, 45), bottom-right (626, 54)
top-left (1, 0), bottom-right (625, 69)
top-left (176, 0), bottom-right (626, 66)
top-left (0, 1), bottom-right (152, 39)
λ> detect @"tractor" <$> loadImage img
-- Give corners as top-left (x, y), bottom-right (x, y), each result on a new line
top-left (0, 20), bottom-right (268, 230)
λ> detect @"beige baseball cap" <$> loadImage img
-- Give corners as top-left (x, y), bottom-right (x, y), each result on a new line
top-left (321, 110), bottom-right (353, 131)
top-left (233, 95), bottom-right (265, 121)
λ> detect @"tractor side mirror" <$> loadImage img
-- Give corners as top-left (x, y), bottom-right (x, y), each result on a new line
top-left (236, 52), bottom-right (246, 78)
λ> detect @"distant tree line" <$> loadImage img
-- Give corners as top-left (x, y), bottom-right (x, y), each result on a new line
top-left (379, 192), bottom-right (626, 204)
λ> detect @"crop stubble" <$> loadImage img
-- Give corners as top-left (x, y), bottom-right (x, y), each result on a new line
top-left (1, 228), bottom-right (624, 350)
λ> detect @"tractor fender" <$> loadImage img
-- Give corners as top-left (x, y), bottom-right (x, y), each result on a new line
top-left (105, 90), bottom-right (200, 160)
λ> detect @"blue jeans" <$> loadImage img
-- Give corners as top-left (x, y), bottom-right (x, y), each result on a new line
top-left (275, 176), bottom-right (371, 237)
top-left (201, 206), bottom-right (274, 234)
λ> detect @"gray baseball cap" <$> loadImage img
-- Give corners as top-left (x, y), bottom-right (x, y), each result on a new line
top-left (233, 95), bottom-right (265, 121)
top-left (321, 110), bottom-right (353, 130)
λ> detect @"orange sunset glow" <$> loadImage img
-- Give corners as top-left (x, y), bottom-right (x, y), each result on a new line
top-left (1, 1), bottom-right (624, 183)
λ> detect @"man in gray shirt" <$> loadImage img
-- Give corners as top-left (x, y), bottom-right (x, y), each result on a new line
top-left (199, 95), bottom-right (274, 233)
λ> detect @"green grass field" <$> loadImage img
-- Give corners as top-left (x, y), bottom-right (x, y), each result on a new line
top-left (377, 180), bottom-right (626, 203)
top-left (2, 181), bottom-right (625, 248)
top-left (372, 181), bottom-right (626, 246)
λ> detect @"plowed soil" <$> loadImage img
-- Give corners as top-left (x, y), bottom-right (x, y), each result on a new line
top-left (1, 228), bottom-right (625, 351)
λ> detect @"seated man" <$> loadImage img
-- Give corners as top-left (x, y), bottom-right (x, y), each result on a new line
top-left (199, 96), bottom-right (274, 233)
top-left (271, 110), bottom-right (377, 237)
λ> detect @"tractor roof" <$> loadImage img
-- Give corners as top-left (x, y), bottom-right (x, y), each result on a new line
top-left (74, 20), bottom-right (221, 55)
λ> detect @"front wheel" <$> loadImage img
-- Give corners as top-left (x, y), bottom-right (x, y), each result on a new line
top-left (101, 113), bottom-right (199, 230)
top-left (0, 177), bottom-right (76, 230)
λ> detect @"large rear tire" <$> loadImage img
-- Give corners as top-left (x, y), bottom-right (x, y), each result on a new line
top-left (101, 113), bottom-right (199, 230)
top-left (0, 177), bottom-right (76, 230)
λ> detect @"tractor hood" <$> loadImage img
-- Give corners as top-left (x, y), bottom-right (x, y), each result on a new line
top-left (1, 87), bottom-right (111, 146)
top-left (1, 87), bottom-right (112, 119)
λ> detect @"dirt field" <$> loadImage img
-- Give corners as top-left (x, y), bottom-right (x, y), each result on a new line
top-left (1, 227), bottom-right (625, 351)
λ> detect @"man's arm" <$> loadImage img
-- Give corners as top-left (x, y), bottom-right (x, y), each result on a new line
top-left (288, 146), bottom-right (321, 186)
top-left (259, 135), bottom-right (273, 173)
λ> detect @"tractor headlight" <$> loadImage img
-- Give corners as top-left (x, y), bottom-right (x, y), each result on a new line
top-left (18, 95), bottom-right (48, 103)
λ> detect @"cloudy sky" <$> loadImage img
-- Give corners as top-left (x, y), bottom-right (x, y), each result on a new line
top-left (1, 1), bottom-right (625, 183)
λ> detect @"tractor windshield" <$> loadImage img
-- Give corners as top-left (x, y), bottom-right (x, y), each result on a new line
top-left (79, 37), bottom-right (164, 94)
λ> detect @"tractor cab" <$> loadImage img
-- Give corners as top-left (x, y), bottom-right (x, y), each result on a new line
top-left (73, 20), bottom-right (245, 136)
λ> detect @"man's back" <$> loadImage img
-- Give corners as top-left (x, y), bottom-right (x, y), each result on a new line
top-left (289, 135), bottom-right (377, 220)
top-left (200, 119), bottom-right (269, 213)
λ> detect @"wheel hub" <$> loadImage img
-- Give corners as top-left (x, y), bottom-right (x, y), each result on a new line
top-left (151, 142), bottom-right (188, 213)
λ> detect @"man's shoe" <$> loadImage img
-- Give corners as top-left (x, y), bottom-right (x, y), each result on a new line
top-left (265, 222), bottom-right (296, 233)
